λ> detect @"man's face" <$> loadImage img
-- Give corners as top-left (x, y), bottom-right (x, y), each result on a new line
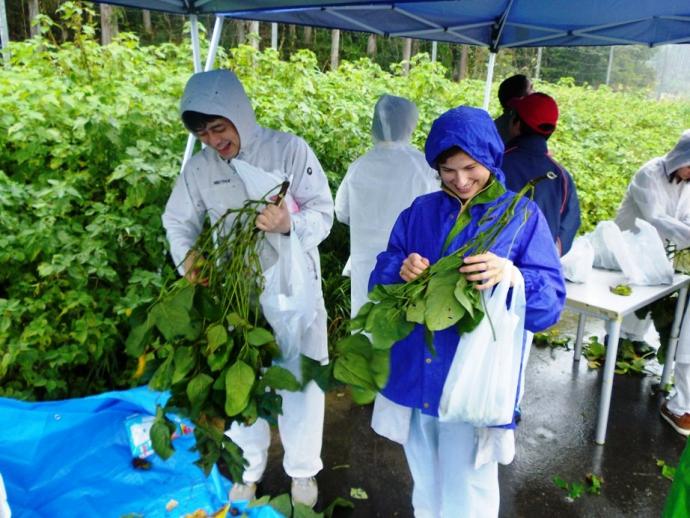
top-left (195, 117), bottom-right (240, 160)
top-left (676, 165), bottom-right (690, 182)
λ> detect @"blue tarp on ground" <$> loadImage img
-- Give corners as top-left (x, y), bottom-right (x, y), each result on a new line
top-left (0, 387), bottom-right (282, 518)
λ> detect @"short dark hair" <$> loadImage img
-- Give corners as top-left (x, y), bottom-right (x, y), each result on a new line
top-left (181, 111), bottom-right (225, 133)
top-left (498, 74), bottom-right (530, 109)
top-left (435, 146), bottom-right (464, 169)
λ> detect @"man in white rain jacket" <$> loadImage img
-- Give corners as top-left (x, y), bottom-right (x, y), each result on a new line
top-left (615, 130), bottom-right (690, 435)
top-left (162, 69), bottom-right (333, 506)
top-left (335, 94), bottom-right (438, 317)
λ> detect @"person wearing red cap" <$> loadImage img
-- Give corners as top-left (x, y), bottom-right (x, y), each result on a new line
top-left (502, 92), bottom-right (581, 255)
top-left (493, 74), bottom-right (533, 144)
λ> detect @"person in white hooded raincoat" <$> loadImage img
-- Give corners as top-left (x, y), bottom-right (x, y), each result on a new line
top-left (162, 69), bottom-right (334, 506)
top-left (335, 94), bottom-right (438, 317)
top-left (614, 130), bottom-right (690, 435)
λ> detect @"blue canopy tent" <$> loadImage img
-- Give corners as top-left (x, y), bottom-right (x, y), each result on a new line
top-left (46, 0), bottom-right (686, 163)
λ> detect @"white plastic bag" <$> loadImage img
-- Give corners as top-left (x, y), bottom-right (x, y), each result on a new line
top-left (589, 219), bottom-right (673, 285)
top-left (590, 221), bottom-right (627, 271)
top-left (259, 234), bottom-right (316, 360)
top-left (621, 219), bottom-right (673, 285)
top-left (438, 262), bottom-right (526, 427)
top-left (560, 236), bottom-right (594, 283)
top-left (233, 160), bottom-right (316, 361)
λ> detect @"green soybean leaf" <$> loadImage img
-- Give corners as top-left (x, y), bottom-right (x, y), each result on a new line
top-left (225, 361), bottom-right (255, 416)
top-left (370, 350), bottom-right (390, 389)
top-left (247, 327), bottom-right (275, 346)
top-left (293, 502), bottom-right (321, 518)
top-left (453, 275), bottom-right (476, 319)
top-left (365, 302), bottom-right (414, 350)
top-left (187, 373), bottom-right (213, 411)
top-left (350, 301), bottom-right (374, 331)
top-left (207, 341), bottom-right (232, 372)
top-left (206, 323), bottom-right (228, 354)
top-left (333, 353), bottom-right (377, 391)
top-left (268, 494), bottom-right (292, 516)
top-left (149, 300), bottom-right (191, 342)
top-left (150, 409), bottom-right (175, 460)
top-left (368, 283), bottom-right (397, 302)
top-left (196, 288), bottom-right (222, 322)
top-left (424, 270), bottom-right (466, 331)
top-left (149, 285), bottom-right (196, 341)
top-left (149, 354), bottom-right (174, 391)
top-left (351, 386), bottom-right (376, 405)
top-left (226, 312), bottom-right (250, 329)
top-left (336, 333), bottom-right (374, 356)
top-left (300, 356), bottom-right (335, 392)
top-left (172, 346), bottom-right (195, 384)
top-left (405, 295), bottom-right (426, 324)
top-left (261, 366), bottom-right (301, 391)
top-left (457, 305), bottom-right (485, 334)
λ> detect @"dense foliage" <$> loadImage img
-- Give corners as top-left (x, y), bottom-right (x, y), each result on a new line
top-left (1, 16), bottom-right (689, 401)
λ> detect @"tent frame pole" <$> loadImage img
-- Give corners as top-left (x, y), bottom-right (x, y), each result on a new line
top-left (482, 51), bottom-right (496, 111)
top-left (182, 15), bottom-right (225, 171)
top-left (0, 0), bottom-right (10, 65)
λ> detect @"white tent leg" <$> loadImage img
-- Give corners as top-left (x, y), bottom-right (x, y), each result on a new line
top-left (605, 46), bottom-right (614, 85)
top-left (182, 15), bottom-right (205, 171)
top-left (535, 47), bottom-right (542, 80)
top-left (431, 41), bottom-right (437, 62)
top-left (205, 16), bottom-right (224, 71)
top-left (482, 51), bottom-right (497, 111)
top-left (271, 23), bottom-right (278, 50)
top-left (190, 14), bottom-right (202, 73)
top-left (0, 0), bottom-right (10, 65)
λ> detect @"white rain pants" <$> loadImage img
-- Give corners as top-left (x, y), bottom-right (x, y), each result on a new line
top-left (226, 305), bottom-right (327, 483)
top-left (403, 410), bottom-right (499, 518)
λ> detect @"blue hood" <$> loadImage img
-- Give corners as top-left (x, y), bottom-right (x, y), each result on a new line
top-left (425, 106), bottom-right (506, 185)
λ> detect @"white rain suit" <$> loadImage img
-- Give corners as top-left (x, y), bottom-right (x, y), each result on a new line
top-left (162, 69), bottom-right (333, 483)
top-left (615, 131), bottom-right (690, 416)
top-left (616, 130), bottom-right (690, 415)
top-left (334, 94), bottom-right (439, 317)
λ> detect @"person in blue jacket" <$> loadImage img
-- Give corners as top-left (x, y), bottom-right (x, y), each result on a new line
top-left (368, 106), bottom-right (565, 517)
top-left (502, 92), bottom-right (581, 255)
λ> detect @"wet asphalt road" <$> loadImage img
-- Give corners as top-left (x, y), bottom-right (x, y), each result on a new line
top-left (253, 309), bottom-right (688, 517)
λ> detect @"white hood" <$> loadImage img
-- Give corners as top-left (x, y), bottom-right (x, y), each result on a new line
top-left (180, 69), bottom-right (260, 151)
top-left (372, 94), bottom-right (418, 144)
top-left (664, 129), bottom-right (690, 176)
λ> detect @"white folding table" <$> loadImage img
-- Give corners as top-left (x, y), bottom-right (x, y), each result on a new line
top-left (565, 268), bottom-right (690, 444)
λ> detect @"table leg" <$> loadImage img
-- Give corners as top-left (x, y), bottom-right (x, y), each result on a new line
top-left (574, 314), bottom-right (586, 362)
top-left (595, 318), bottom-right (622, 445)
top-left (660, 285), bottom-right (690, 390)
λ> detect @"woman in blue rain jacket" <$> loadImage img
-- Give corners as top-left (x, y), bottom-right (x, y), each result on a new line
top-left (368, 106), bottom-right (565, 518)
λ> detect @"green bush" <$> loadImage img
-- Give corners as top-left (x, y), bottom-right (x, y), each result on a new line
top-left (1, 20), bottom-right (689, 400)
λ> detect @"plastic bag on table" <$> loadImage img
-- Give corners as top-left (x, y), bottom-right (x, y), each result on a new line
top-left (589, 219), bottom-right (673, 285)
top-left (438, 262), bottom-right (526, 427)
top-left (620, 218), bottom-right (673, 285)
top-left (560, 236), bottom-right (594, 283)
top-left (590, 220), bottom-right (627, 271)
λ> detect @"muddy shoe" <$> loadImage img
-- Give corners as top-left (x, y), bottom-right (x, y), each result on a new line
top-left (660, 402), bottom-right (690, 437)
top-left (291, 477), bottom-right (318, 508)
top-left (229, 481), bottom-right (257, 502)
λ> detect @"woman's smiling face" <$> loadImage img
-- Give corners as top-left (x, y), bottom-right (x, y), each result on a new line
top-left (438, 149), bottom-right (491, 201)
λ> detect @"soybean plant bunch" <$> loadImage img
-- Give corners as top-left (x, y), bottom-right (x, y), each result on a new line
top-left (331, 176), bottom-right (551, 402)
top-left (125, 193), bottom-right (301, 481)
